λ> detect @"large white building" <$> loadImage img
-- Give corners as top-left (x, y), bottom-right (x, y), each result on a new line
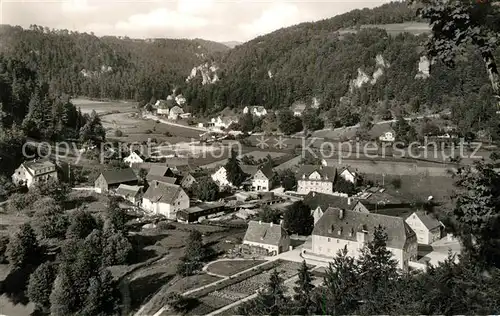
top-left (142, 180), bottom-right (190, 220)
top-left (296, 165), bottom-right (337, 195)
top-left (309, 207), bottom-right (418, 270)
top-left (243, 106), bottom-right (268, 117)
top-left (12, 159), bottom-right (58, 188)
top-left (251, 166), bottom-right (274, 192)
top-left (211, 165), bottom-right (258, 188)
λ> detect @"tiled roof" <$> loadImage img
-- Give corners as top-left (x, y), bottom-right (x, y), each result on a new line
top-left (296, 165), bottom-right (336, 181)
top-left (244, 221), bottom-right (287, 246)
top-left (116, 184), bottom-right (142, 197)
top-left (413, 211), bottom-right (441, 230)
top-left (101, 168), bottom-right (137, 185)
top-left (170, 106), bottom-right (184, 115)
top-left (23, 159), bottom-right (56, 176)
top-left (146, 175), bottom-right (178, 185)
top-left (143, 182), bottom-right (182, 204)
top-left (256, 165), bottom-right (274, 179)
top-left (241, 165), bottom-right (259, 178)
top-left (147, 165), bottom-right (173, 177)
top-left (313, 208), bottom-right (415, 249)
top-left (303, 192), bottom-right (354, 211)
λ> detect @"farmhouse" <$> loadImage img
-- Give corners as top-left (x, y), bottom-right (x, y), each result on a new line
top-left (142, 181), bottom-right (189, 220)
top-left (370, 124), bottom-right (396, 142)
top-left (405, 211), bottom-right (443, 245)
top-left (94, 168), bottom-right (138, 193)
top-left (116, 184), bottom-right (142, 205)
top-left (155, 100), bottom-right (170, 116)
top-left (339, 168), bottom-right (359, 184)
top-left (168, 106), bottom-right (185, 120)
top-left (291, 101), bottom-right (307, 116)
top-left (179, 173), bottom-right (197, 189)
top-left (147, 165), bottom-right (176, 178)
top-left (309, 208), bottom-right (418, 270)
top-left (210, 116), bottom-right (238, 130)
top-left (146, 175), bottom-right (178, 185)
top-left (296, 165), bottom-right (337, 195)
top-left (251, 166), bottom-right (274, 192)
top-left (12, 159), bottom-right (58, 188)
top-left (243, 221), bottom-right (291, 256)
top-left (243, 106), bottom-right (268, 117)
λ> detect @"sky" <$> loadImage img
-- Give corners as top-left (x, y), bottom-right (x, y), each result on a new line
top-left (0, 0), bottom-right (393, 42)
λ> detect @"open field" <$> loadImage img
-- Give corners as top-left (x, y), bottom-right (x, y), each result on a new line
top-left (206, 260), bottom-right (266, 277)
top-left (72, 98), bottom-right (137, 114)
top-left (200, 150), bottom-right (289, 169)
top-left (338, 22), bottom-right (431, 35)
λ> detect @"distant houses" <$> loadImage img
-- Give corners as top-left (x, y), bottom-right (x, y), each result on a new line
top-left (210, 116), bottom-right (238, 131)
top-left (291, 101), bottom-right (307, 117)
top-left (94, 168), bottom-right (138, 193)
top-left (211, 165), bottom-right (259, 188)
top-left (168, 105), bottom-right (185, 120)
top-left (12, 159), bottom-right (58, 188)
top-left (243, 106), bottom-right (268, 117)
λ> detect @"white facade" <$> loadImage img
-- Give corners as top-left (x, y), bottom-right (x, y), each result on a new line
top-left (175, 95), bottom-right (187, 106)
top-left (297, 171), bottom-right (334, 195)
top-left (123, 152), bottom-right (145, 167)
top-left (243, 106), bottom-right (268, 117)
top-left (211, 116), bottom-right (236, 130)
top-left (157, 108), bottom-right (169, 116)
top-left (311, 234), bottom-right (416, 270)
top-left (379, 131), bottom-right (395, 142)
top-left (340, 169), bottom-right (356, 183)
top-left (12, 163), bottom-right (58, 188)
top-left (142, 189), bottom-right (189, 220)
top-left (212, 166), bottom-right (230, 187)
top-left (251, 169), bottom-right (270, 192)
top-left (405, 212), bottom-right (441, 245)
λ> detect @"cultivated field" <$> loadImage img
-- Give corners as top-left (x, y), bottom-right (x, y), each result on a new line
top-left (72, 98), bottom-right (137, 114)
top-left (206, 260), bottom-right (266, 277)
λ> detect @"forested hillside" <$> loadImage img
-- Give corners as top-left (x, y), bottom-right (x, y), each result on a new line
top-left (0, 25), bottom-right (228, 102)
top-left (183, 1), bottom-right (499, 131)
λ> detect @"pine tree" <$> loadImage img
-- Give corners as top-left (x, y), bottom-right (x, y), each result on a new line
top-left (356, 226), bottom-right (398, 314)
top-left (225, 148), bottom-right (245, 187)
top-left (243, 269), bottom-right (289, 316)
top-left (6, 223), bottom-right (40, 269)
top-left (292, 260), bottom-right (315, 315)
top-left (81, 269), bottom-right (119, 316)
top-left (50, 263), bottom-right (79, 316)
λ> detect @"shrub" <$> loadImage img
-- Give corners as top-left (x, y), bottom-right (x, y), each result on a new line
top-left (144, 129), bottom-right (153, 134)
top-left (114, 130), bottom-right (123, 137)
top-left (0, 235), bottom-right (9, 263)
top-left (391, 178), bottom-right (402, 189)
top-left (164, 131), bottom-right (172, 137)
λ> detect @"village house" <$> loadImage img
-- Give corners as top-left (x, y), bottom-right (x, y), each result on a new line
top-left (142, 181), bottom-right (190, 220)
top-left (296, 165), bottom-right (337, 195)
top-left (12, 159), bottom-right (58, 188)
top-left (405, 211), bottom-right (443, 245)
top-left (116, 184), bottom-right (143, 205)
top-left (210, 116), bottom-right (238, 131)
top-left (291, 101), bottom-right (307, 116)
top-left (211, 165), bottom-right (258, 188)
top-left (124, 150), bottom-right (151, 167)
top-left (251, 166), bottom-right (274, 192)
top-left (243, 106), bottom-right (268, 117)
top-left (339, 167), bottom-right (359, 184)
top-left (147, 165), bottom-right (176, 178)
top-left (370, 124), bottom-right (396, 142)
top-left (155, 100), bottom-right (170, 116)
top-left (175, 94), bottom-right (187, 106)
top-left (179, 173), bottom-right (197, 189)
top-left (242, 220), bottom-right (291, 256)
top-left (303, 191), bottom-right (356, 224)
top-left (94, 168), bottom-right (138, 193)
top-left (309, 208), bottom-right (418, 270)
top-left (168, 105), bottom-right (185, 120)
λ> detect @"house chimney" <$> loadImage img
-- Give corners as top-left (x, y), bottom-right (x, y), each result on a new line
top-left (339, 209), bottom-right (344, 219)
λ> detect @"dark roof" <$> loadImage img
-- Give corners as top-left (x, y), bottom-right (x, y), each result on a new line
top-left (22, 159), bottom-right (56, 176)
top-left (256, 165), bottom-right (274, 179)
top-left (413, 211), bottom-right (441, 230)
top-left (303, 192), bottom-right (354, 211)
top-left (100, 168), bottom-right (137, 185)
top-left (116, 184), bottom-right (142, 197)
top-left (183, 202), bottom-right (225, 214)
top-left (147, 165), bottom-right (173, 177)
top-left (241, 165), bottom-right (259, 178)
top-left (146, 175), bottom-right (178, 185)
top-left (296, 165), bottom-right (336, 182)
top-left (312, 208), bottom-right (415, 249)
top-left (244, 221), bottom-right (287, 246)
top-left (143, 182), bottom-right (182, 204)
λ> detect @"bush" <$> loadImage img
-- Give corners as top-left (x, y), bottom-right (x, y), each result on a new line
top-left (164, 131), bottom-right (172, 137)
top-left (144, 129), bottom-right (153, 134)
top-left (157, 221), bottom-right (175, 230)
top-left (114, 130), bottom-right (123, 137)
top-left (0, 235), bottom-right (9, 263)
top-left (391, 178), bottom-right (402, 189)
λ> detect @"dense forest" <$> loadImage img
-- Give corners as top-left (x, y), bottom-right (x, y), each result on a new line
top-left (0, 25), bottom-right (229, 102)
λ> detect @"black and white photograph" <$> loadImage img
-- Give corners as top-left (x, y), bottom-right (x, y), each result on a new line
top-left (0, 0), bottom-right (499, 315)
